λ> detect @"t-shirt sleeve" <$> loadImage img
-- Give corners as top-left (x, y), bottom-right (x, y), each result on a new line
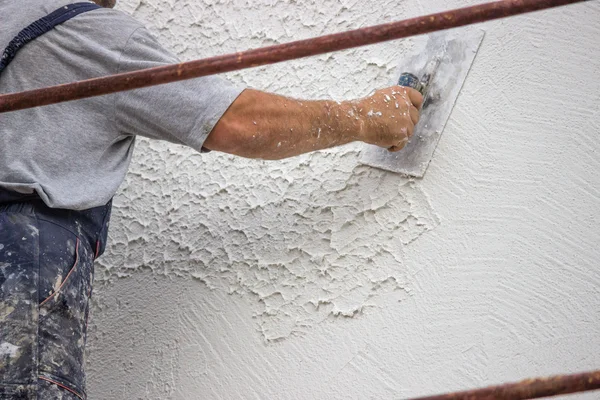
top-left (115, 27), bottom-right (245, 152)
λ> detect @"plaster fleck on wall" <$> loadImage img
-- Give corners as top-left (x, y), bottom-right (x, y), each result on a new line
top-left (98, 144), bottom-right (439, 341)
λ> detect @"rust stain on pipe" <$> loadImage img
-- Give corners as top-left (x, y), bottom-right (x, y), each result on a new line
top-left (408, 369), bottom-right (600, 400)
top-left (0, 0), bottom-right (590, 114)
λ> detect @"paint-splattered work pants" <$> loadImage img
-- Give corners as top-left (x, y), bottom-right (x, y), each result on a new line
top-left (0, 194), bottom-right (111, 399)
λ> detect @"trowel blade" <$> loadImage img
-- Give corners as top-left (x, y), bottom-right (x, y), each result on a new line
top-left (360, 29), bottom-right (484, 177)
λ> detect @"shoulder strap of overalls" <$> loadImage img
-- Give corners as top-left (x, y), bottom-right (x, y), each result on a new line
top-left (0, 2), bottom-right (101, 75)
top-left (0, 2), bottom-right (112, 259)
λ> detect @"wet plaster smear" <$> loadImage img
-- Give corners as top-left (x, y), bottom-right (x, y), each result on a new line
top-left (86, 0), bottom-right (600, 399)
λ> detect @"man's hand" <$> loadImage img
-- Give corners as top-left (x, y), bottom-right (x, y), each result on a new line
top-left (204, 86), bottom-right (423, 160)
top-left (353, 86), bottom-right (423, 152)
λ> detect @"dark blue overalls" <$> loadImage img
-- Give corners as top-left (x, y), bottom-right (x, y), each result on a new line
top-left (0, 4), bottom-right (112, 399)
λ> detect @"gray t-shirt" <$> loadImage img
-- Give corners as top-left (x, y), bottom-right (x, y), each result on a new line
top-left (0, 0), bottom-right (245, 210)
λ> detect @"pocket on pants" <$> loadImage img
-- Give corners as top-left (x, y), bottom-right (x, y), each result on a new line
top-left (37, 222), bottom-right (81, 308)
top-left (37, 219), bottom-right (94, 397)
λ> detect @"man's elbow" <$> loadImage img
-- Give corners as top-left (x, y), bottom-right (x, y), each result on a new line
top-left (204, 118), bottom-right (279, 160)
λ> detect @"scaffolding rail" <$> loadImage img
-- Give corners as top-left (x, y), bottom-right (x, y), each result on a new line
top-left (0, 0), bottom-right (590, 113)
top-left (409, 369), bottom-right (600, 399)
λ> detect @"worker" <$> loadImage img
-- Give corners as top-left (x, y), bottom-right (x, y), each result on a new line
top-left (0, 0), bottom-right (422, 398)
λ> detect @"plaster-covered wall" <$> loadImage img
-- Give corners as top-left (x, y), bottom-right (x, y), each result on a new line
top-left (86, 0), bottom-right (600, 398)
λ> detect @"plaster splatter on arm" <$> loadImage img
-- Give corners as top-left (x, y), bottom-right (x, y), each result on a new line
top-left (203, 87), bottom-right (422, 160)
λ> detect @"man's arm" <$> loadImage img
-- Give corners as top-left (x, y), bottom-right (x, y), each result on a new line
top-left (203, 86), bottom-right (423, 159)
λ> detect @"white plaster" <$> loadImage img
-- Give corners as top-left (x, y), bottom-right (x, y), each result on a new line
top-left (0, 342), bottom-right (19, 358)
top-left (87, 0), bottom-right (600, 399)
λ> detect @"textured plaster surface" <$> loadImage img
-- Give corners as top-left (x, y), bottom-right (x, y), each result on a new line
top-left (86, 0), bottom-right (600, 399)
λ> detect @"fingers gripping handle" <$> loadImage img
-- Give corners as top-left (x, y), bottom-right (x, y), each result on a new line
top-left (398, 72), bottom-right (424, 94)
top-left (398, 55), bottom-right (442, 100)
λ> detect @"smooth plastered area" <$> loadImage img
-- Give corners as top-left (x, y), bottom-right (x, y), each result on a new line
top-left (86, 0), bottom-right (600, 399)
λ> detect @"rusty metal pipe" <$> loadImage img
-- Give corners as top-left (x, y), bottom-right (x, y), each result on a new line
top-left (408, 369), bottom-right (600, 400)
top-left (0, 0), bottom-right (589, 114)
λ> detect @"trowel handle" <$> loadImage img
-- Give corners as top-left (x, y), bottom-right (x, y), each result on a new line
top-left (398, 72), bottom-right (424, 94)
